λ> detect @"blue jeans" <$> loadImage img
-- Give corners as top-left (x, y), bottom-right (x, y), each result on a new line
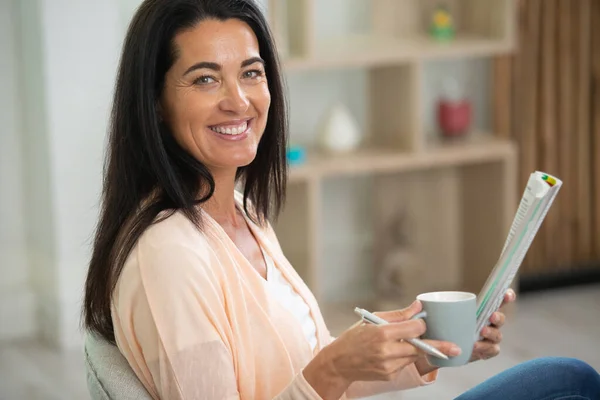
top-left (455, 357), bottom-right (600, 400)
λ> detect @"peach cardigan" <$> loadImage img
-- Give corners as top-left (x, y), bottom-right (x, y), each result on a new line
top-left (111, 193), bottom-right (437, 399)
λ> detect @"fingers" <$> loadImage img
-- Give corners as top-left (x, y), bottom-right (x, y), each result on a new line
top-left (386, 338), bottom-right (460, 360)
top-left (489, 311), bottom-right (506, 328)
top-left (501, 289), bottom-right (516, 306)
top-left (388, 339), bottom-right (462, 359)
top-left (385, 340), bottom-right (423, 359)
top-left (421, 339), bottom-right (463, 358)
top-left (480, 326), bottom-right (502, 343)
top-left (375, 300), bottom-right (423, 323)
top-left (379, 318), bottom-right (426, 341)
top-left (472, 340), bottom-right (500, 360)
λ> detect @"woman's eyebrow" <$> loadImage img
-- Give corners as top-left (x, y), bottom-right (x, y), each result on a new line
top-left (183, 61), bottom-right (220, 77)
top-left (182, 57), bottom-right (264, 77)
top-left (241, 57), bottom-right (265, 68)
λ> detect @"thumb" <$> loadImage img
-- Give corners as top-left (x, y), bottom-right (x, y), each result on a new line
top-left (376, 300), bottom-right (423, 323)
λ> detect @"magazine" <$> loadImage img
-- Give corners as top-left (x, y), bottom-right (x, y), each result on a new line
top-left (475, 171), bottom-right (563, 336)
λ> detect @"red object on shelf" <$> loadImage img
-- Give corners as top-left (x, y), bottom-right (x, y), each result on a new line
top-left (437, 100), bottom-right (472, 137)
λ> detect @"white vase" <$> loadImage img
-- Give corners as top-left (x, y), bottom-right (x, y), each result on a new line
top-left (318, 103), bottom-right (362, 153)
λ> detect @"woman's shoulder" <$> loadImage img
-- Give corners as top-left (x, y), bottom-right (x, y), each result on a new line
top-left (127, 210), bottom-right (216, 273)
top-left (114, 208), bottom-right (229, 297)
top-left (113, 210), bottom-right (226, 304)
top-left (145, 209), bottom-right (208, 246)
top-left (111, 211), bottom-right (228, 329)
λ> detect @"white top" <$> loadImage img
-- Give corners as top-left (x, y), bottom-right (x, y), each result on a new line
top-left (261, 248), bottom-right (318, 352)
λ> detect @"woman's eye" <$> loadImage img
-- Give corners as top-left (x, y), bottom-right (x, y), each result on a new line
top-left (194, 75), bottom-right (216, 85)
top-left (243, 69), bottom-right (264, 79)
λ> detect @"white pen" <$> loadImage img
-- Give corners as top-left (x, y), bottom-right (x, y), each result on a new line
top-left (354, 307), bottom-right (449, 360)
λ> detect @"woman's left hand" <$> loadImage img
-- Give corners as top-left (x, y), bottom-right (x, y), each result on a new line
top-left (469, 289), bottom-right (516, 362)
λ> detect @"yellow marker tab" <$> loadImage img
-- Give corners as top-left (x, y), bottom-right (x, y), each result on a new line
top-left (542, 174), bottom-right (556, 186)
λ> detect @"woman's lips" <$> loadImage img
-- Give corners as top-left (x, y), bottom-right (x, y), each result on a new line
top-left (208, 118), bottom-right (252, 141)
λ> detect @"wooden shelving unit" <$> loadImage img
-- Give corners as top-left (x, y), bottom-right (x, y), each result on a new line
top-left (267, 0), bottom-right (518, 313)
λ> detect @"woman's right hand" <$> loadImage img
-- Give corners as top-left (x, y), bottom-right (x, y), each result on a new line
top-left (303, 300), bottom-right (460, 399)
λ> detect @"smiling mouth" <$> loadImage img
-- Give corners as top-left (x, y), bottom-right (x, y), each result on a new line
top-left (209, 119), bottom-right (251, 136)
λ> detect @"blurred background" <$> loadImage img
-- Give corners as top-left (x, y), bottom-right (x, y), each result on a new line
top-left (0, 0), bottom-right (599, 399)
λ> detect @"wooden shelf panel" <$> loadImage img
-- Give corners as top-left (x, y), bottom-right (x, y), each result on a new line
top-left (283, 34), bottom-right (513, 71)
top-left (289, 135), bottom-right (516, 182)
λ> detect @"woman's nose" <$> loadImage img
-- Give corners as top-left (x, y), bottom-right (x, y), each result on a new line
top-left (219, 81), bottom-right (250, 114)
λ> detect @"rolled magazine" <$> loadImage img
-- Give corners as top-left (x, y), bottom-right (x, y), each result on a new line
top-left (475, 171), bottom-right (562, 337)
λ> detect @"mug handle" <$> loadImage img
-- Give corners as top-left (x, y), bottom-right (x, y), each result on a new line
top-left (410, 311), bottom-right (427, 320)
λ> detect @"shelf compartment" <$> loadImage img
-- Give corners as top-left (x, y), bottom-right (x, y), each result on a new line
top-left (372, 168), bottom-right (463, 307)
top-left (320, 159), bottom-right (517, 333)
top-left (420, 58), bottom-right (492, 139)
top-left (373, 0), bottom-right (515, 43)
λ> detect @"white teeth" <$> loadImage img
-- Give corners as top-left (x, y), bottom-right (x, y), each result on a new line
top-left (211, 121), bottom-right (248, 135)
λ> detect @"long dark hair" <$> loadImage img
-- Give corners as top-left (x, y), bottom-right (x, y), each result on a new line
top-left (83, 0), bottom-right (288, 343)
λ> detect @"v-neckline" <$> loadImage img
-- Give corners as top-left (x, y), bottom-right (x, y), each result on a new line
top-left (260, 246), bottom-right (274, 282)
top-left (198, 194), bottom-right (323, 354)
top-left (199, 200), bottom-right (273, 283)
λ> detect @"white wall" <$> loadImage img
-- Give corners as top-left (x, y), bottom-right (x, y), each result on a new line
top-left (39, 0), bottom-right (122, 348)
top-left (0, 0), bottom-right (35, 340)
top-left (0, 0), bottom-right (124, 347)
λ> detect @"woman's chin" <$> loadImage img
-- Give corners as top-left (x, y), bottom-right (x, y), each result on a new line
top-left (212, 152), bottom-right (258, 171)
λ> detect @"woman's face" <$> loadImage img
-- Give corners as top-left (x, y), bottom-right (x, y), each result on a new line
top-left (160, 18), bottom-right (271, 175)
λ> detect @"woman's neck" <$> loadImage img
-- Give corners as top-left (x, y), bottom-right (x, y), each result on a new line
top-left (202, 168), bottom-right (241, 227)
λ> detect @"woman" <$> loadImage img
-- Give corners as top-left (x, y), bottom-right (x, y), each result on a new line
top-left (83, 0), bottom-right (600, 399)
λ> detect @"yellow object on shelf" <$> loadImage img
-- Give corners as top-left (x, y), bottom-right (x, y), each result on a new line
top-left (431, 5), bottom-right (455, 41)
